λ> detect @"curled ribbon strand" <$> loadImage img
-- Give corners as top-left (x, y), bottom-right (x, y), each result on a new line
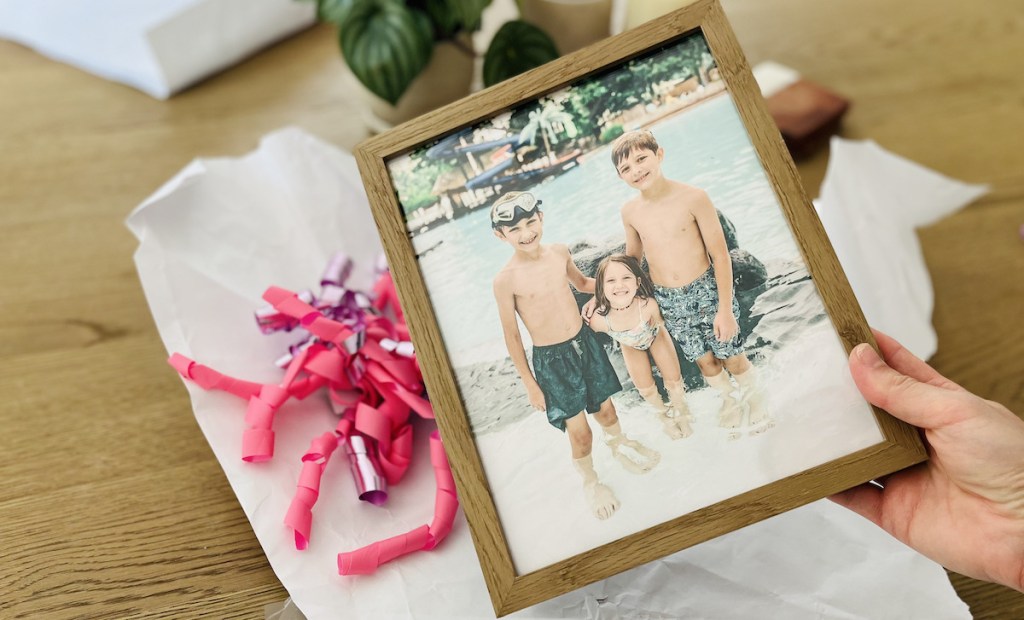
top-left (168, 255), bottom-right (457, 572)
top-left (284, 431), bottom-right (339, 550)
top-left (338, 432), bottom-right (457, 575)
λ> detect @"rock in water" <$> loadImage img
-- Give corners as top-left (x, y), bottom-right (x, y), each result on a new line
top-left (719, 209), bottom-right (739, 250)
top-left (731, 248), bottom-right (767, 292)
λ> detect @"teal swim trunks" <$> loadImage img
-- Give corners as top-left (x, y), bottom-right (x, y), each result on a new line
top-left (654, 264), bottom-right (745, 363)
top-left (531, 325), bottom-right (622, 431)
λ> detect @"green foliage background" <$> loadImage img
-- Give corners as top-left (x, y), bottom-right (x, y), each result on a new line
top-left (396, 33), bottom-right (716, 216)
top-left (314, 0), bottom-right (557, 104)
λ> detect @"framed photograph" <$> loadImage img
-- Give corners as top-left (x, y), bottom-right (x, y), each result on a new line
top-left (356, 0), bottom-right (926, 614)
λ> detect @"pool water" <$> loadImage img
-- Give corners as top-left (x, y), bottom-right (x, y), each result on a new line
top-left (412, 94), bottom-right (807, 368)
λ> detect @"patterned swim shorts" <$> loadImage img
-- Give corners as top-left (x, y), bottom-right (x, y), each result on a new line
top-left (531, 324), bottom-right (621, 431)
top-left (654, 265), bottom-right (745, 363)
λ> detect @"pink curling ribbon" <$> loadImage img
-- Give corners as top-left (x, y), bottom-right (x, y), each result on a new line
top-left (169, 254), bottom-right (456, 567)
top-left (261, 274), bottom-right (432, 485)
top-left (345, 434), bottom-right (387, 506)
top-left (338, 431), bottom-right (457, 575)
top-left (284, 431), bottom-right (339, 550)
top-left (255, 289), bottom-right (316, 334)
top-left (168, 348), bottom-right (320, 462)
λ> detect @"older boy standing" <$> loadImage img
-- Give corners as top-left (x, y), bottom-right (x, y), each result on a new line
top-left (607, 130), bottom-right (772, 437)
top-left (491, 191), bottom-right (659, 520)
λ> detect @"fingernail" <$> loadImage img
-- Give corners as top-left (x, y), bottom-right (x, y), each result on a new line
top-left (854, 343), bottom-right (884, 369)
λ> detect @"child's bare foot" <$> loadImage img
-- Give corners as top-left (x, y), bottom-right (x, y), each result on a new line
top-left (639, 384), bottom-right (688, 439)
top-left (734, 366), bottom-right (774, 436)
top-left (585, 482), bottom-right (620, 520)
top-left (665, 380), bottom-right (695, 437)
top-left (605, 433), bottom-right (661, 473)
top-left (718, 397), bottom-right (744, 440)
top-left (706, 371), bottom-right (743, 440)
top-left (659, 411), bottom-right (693, 439)
top-left (573, 454), bottom-right (620, 519)
top-left (746, 405), bottom-right (774, 436)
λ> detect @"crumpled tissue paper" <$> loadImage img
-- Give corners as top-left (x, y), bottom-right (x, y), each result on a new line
top-left (816, 138), bottom-right (988, 359)
top-left (127, 127), bottom-right (983, 619)
top-left (0, 0), bottom-right (315, 99)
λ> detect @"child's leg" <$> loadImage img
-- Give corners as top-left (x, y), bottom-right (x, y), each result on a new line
top-left (622, 346), bottom-right (686, 438)
top-left (649, 330), bottom-right (694, 419)
top-left (565, 412), bottom-right (619, 520)
top-left (725, 355), bottom-right (772, 434)
top-left (621, 346), bottom-right (657, 393)
top-left (620, 347), bottom-right (664, 415)
top-left (663, 381), bottom-right (694, 436)
top-left (593, 399), bottom-right (661, 473)
top-left (699, 353), bottom-right (743, 439)
top-left (564, 410), bottom-right (594, 459)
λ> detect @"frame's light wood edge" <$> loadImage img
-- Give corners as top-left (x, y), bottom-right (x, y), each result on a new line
top-left (354, 146), bottom-right (517, 611)
top-left (699, 3), bottom-right (925, 458)
top-left (701, 3), bottom-right (866, 347)
top-left (355, 0), bottom-right (926, 614)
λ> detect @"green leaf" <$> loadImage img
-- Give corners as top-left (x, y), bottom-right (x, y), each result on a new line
top-left (424, 0), bottom-right (459, 38)
top-left (316, 0), bottom-right (356, 23)
top-left (483, 20), bottom-right (559, 87)
top-left (449, 0), bottom-right (491, 32)
top-left (420, 0), bottom-right (490, 37)
top-left (340, 0), bottom-right (435, 105)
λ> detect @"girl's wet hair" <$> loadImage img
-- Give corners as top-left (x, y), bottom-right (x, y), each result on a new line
top-left (611, 130), bottom-right (661, 169)
top-left (594, 253), bottom-right (655, 316)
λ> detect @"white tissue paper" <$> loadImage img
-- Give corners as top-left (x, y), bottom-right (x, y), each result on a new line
top-left (0, 0), bottom-right (315, 99)
top-left (816, 138), bottom-right (988, 359)
top-left (127, 127), bottom-right (980, 619)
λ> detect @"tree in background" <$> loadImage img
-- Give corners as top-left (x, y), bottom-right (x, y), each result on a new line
top-left (564, 35), bottom-right (715, 137)
top-left (392, 157), bottom-right (455, 215)
top-left (519, 101), bottom-right (578, 162)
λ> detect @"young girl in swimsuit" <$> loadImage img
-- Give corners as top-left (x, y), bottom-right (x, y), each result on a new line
top-left (589, 254), bottom-right (694, 439)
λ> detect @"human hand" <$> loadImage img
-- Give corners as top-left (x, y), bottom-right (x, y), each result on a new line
top-left (831, 330), bottom-right (1024, 592)
top-left (526, 382), bottom-right (546, 411)
top-left (713, 308), bottom-right (739, 342)
top-left (581, 296), bottom-right (598, 324)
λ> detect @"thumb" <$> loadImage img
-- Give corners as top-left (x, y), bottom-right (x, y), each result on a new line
top-left (849, 343), bottom-right (958, 429)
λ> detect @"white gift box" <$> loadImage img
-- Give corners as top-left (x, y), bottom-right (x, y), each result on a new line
top-left (0, 0), bottom-right (315, 99)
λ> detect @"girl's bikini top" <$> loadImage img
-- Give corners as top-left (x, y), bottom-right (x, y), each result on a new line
top-left (605, 299), bottom-right (659, 351)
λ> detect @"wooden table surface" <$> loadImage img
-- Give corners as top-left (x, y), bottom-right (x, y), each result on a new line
top-left (1, 1), bottom-right (1021, 618)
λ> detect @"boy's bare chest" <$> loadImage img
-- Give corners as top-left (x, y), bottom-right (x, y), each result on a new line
top-left (632, 206), bottom-right (698, 242)
top-left (510, 259), bottom-right (567, 302)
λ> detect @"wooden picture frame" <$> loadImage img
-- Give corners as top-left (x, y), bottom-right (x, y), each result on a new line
top-left (356, 1), bottom-right (926, 614)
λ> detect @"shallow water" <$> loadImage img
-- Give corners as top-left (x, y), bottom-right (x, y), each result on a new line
top-left (460, 261), bottom-right (823, 435)
top-left (412, 94), bottom-right (809, 368)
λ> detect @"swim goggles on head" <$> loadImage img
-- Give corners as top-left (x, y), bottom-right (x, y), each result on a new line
top-left (490, 192), bottom-right (542, 228)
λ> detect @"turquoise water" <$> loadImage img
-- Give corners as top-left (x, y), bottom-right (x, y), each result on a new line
top-left (411, 94), bottom-right (804, 367)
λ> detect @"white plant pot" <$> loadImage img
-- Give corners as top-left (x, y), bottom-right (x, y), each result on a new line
top-left (624, 0), bottom-right (692, 30)
top-left (520, 0), bottom-right (613, 54)
top-left (348, 36), bottom-right (475, 132)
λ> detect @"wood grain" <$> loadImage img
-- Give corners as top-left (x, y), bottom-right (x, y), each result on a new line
top-left (0, 0), bottom-right (1021, 617)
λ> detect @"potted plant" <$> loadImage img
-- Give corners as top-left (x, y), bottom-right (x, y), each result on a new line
top-left (311, 0), bottom-right (559, 127)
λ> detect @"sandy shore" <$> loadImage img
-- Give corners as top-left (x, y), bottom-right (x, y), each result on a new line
top-left (446, 257), bottom-right (884, 575)
top-left (472, 319), bottom-right (883, 575)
